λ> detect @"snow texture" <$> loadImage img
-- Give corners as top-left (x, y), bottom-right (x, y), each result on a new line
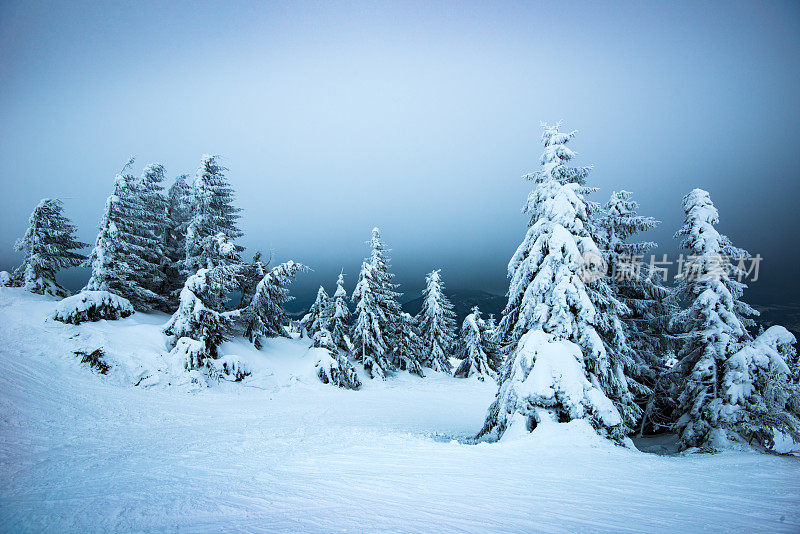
top-left (2, 287), bottom-right (798, 532)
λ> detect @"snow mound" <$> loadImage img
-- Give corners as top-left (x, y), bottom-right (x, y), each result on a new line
top-left (0, 271), bottom-right (12, 287)
top-left (53, 290), bottom-right (134, 324)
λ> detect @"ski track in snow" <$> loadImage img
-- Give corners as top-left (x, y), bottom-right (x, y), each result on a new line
top-left (1, 288), bottom-right (799, 533)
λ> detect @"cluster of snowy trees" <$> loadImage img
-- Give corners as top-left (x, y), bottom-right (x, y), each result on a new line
top-left (296, 228), bottom-right (488, 384)
top-left (5, 125), bottom-right (798, 452)
top-left (480, 122), bottom-right (799, 451)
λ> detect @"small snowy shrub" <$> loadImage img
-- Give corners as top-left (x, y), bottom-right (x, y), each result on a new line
top-left (0, 271), bottom-right (13, 287)
top-left (210, 355), bottom-right (252, 382)
top-left (54, 291), bottom-right (134, 324)
top-left (313, 329), bottom-right (361, 390)
top-left (74, 348), bottom-right (110, 374)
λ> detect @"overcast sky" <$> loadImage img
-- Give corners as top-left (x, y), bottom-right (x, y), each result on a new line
top-left (1, 0), bottom-right (799, 303)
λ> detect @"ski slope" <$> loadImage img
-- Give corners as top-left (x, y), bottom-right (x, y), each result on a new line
top-left (1, 287), bottom-right (799, 533)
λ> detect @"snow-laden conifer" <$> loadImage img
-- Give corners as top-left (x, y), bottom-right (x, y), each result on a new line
top-left (313, 328), bottom-right (362, 390)
top-left (85, 160), bottom-right (166, 310)
top-left (14, 198), bottom-right (87, 297)
top-left (163, 267), bottom-right (235, 367)
top-left (454, 307), bottom-right (497, 381)
top-left (417, 269), bottom-right (457, 373)
top-left (242, 260), bottom-right (305, 349)
top-left (670, 188), bottom-right (777, 450)
top-left (137, 163), bottom-right (169, 300)
top-left (237, 251), bottom-right (268, 308)
top-left (300, 286), bottom-right (332, 338)
top-left (599, 190), bottom-right (678, 432)
top-left (162, 174), bottom-right (193, 304)
top-left (184, 155), bottom-right (243, 273)
top-left (351, 261), bottom-right (390, 379)
top-left (329, 271), bottom-right (352, 352)
top-left (485, 123), bottom-right (627, 441)
top-left (367, 227), bottom-right (403, 344)
top-left (392, 312), bottom-right (425, 377)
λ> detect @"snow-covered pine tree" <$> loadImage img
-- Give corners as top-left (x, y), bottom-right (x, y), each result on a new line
top-left (482, 122), bottom-right (626, 442)
top-left (599, 190), bottom-right (679, 433)
top-left (14, 198), bottom-right (87, 297)
top-left (368, 227), bottom-right (403, 343)
top-left (162, 174), bottom-right (193, 305)
top-left (184, 155), bottom-right (243, 274)
top-left (670, 188), bottom-right (767, 450)
top-left (237, 251), bottom-right (268, 308)
top-left (329, 271), bottom-right (352, 352)
top-left (313, 328), bottom-right (362, 390)
top-left (137, 163), bottom-right (169, 301)
top-left (85, 159), bottom-right (166, 310)
top-left (417, 269), bottom-right (457, 373)
top-left (300, 286), bottom-right (332, 338)
top-left (351, 261), bottom-right (390, 379)
top-left (242, 260), bottom-right (305, 349)
top-left (454, 307), bottom-right (497, 381)
top-left (392, 312), bottom-right (425, 377)
top-left (722, 325), bottom-right (800, 448)
top-left (163, 266), bottom-right (236, 367)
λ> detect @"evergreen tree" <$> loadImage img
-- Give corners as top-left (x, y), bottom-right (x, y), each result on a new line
top-left (483, 123), bottom-right (627, 441)
top-left (185, 155), bottom-right (243, 273)
top-left (14, 198), bottom-right (87, 297)
top-left (313, 328), bottom-right (362, 390)
top-left (300, 286), bottom-right (332, 338)
top-left (162, 174), bottom-right (193, 305)
top-left (329, 271), bottom-right (352, 352)
top-left (454, 307), bottom-right (497, 381)
top-left (163, 266), bottom-right (235, 366)
top-left (242, 260), bottom-right (305, 349)
top-left (599, 190), bottom-right (679, 433)
top-left (137, 163), bottom-right (169, 301)
top-left (85, 160), bottom-right (165, 310)
top-left (351, 261), bottom-right (390, 379)
top-left (671, 188), bottom-right (767, 449)
top-left (237, 251), bottom-right (268, 308)
top-left (417, 269), bottom-right (457, 373)
top-left (367, 227), bottom-right (403, 345)
top-left (392, 312), bottom-right (425, 377)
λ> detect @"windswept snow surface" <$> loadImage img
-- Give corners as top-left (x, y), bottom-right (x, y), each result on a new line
top-left (1, 287), bottom-right (798, 533)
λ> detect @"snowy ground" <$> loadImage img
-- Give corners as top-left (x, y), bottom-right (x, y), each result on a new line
top-left (1, 287), bottom-right (799, 533)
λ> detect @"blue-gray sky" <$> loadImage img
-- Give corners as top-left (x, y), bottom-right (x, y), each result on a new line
top-left (1, 0), bottom-right (799, 303)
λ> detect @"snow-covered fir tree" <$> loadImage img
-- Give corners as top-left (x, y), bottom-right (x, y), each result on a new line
top-left (163, 266), bottom-right (236, 368)
top-left (85, 160), bottom-right (166, 310)
top-left (236, 250), bottom-right (268, 308)
top-left (137, 163), bottom-right (169, 302)
top-left (242, 260), bottom-right (305, 349)
top-left (669, 188), bottom-right (792, 450)
top-left (599, 190), bottom-right (678, 433)
top-left (483, 123), bottom-right (627, 441)
top-left (162, 174), bottom-right (193, 305)
top-left (312, 328), bottom-right (362, 390)
top-left (367, 227), bottom-right (403, 343)
top-left (184, 155), bottom-right (243, 274)
top-left (454, 307), bottom-right (497, 381)
top-left (417, 269), bottom-right (457, 373)
top-left (392, 312), bottom-right (425, 377)
top-left (329, 271), bottom-right (352, 352)
top-left (300, 285), bottom-right (332, 338)
top-left (351, 261), bottom-right (390, 379)
top-left (14, 198), bottom-right (87, 297)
